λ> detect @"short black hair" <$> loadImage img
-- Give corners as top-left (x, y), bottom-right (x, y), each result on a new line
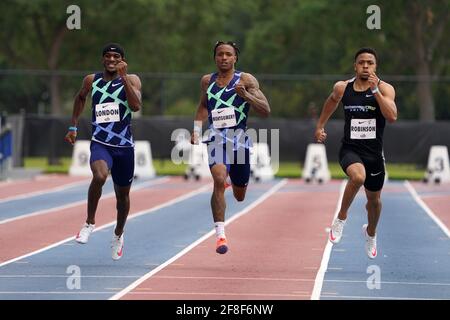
top-left (354, 47), bottom-right (377, 63)
top-left (102, 43), bottom-right (125, 58)
top-left (213, 41), bottom-right (240, 62)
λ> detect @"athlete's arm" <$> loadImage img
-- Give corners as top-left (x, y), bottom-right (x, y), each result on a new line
top-left (236, 73), bottom-right (271, 117)
top-left (315, 81), bottom-right (347, 143)
top-left (117, 60), bottom-right (142, 112)
top-left (369, 73), bottom-right (397, 123)
top-left (64, 74), bottom-right (94, 145)
top-left (191, 75), bottom-right (210, 144)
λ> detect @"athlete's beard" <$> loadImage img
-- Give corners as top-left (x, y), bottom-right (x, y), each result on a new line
top-left (359, 75), bottom-right (369, 81)
top-left (104, 68), bottom-right (117, 76)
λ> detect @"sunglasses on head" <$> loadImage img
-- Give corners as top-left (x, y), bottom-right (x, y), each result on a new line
top-left (215, 41), bottom-right (237, 46)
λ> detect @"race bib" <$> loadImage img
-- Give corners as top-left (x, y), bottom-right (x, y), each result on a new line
top-left (211, 107), bottom-right (236, 129)
top-left (350, 118), bottom-right (376, 139)
top-left (95, 103), bottom-right (120, 124)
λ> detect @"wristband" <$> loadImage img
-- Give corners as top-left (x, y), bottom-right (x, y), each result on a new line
top-left (371, 87), bottom-right (379, 94)
top-left (68, 126), bottom-right (78, 132)
top-left (193, 121), bottom-right (202, 134)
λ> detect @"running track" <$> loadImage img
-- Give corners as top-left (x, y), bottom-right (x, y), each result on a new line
top-left (0, 175), bottom-right (449, 300)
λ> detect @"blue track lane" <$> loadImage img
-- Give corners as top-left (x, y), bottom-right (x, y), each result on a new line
top-left (320, 181), bottom-right (450, 300)
top-left (0, 179), bottom-right (280, 300)
top-left (0, 178), bottom-right (157, 222)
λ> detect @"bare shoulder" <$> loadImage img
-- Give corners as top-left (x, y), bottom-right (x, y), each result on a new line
top-left (127, 74), bottom-right (142, 86)
top-left (241, 72), bottom-right (258, 82)
top-left (83, 74), bottom-right (95, 86)
top-left (333, 80), bottom-right (348, 94)
top-left (380, 80), bottom-right (395, 92)
top-left (200, 74), bottom-right (212, 90)
top-left (241, 72), bottom-right (259, 87)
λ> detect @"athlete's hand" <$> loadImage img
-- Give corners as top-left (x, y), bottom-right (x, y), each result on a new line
top-left (235, 82), bottom-right (248, 99)
top-left (190, 131), bottom-right (199, 145)
top-left (315, 128), bottom-right (327, 143)
top-left (368, 72), bottom-right (380, 90)
top-left (116, 60), bottom-right (128, 77)
top-left (64, 131), bottom-right (77, 146)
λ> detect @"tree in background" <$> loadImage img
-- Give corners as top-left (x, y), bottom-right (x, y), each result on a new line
top-left (0, 0), bottom-right (448, 120)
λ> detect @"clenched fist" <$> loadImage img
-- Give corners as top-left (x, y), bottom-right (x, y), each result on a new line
top-left (315, 127), bottom-right (327, 143)
top-left (116, 60), bottom-right (128, 77)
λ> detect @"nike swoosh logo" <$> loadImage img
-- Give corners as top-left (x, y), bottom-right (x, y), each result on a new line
top-left (366, 94), bottom-right (373, 97)
top-left (117, 245), bottom-right (123, 257)
top-left (370, 172), bottom-right (382, 176)
top-left (329, 230), bottom-right (336, 241)
top-left (358, 121), bottom-right (368, 124)
top-left (112, 82), bottom-right (122, 87)
top-left (217, 109), bottom-right (225, 114)
top-left (224, 87), bottom-right (234, 92)
top-left (372, 248), bottom-right (377, 257)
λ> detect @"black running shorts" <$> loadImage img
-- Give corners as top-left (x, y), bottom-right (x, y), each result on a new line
top-left (339, 145), bottom-right (385, 192)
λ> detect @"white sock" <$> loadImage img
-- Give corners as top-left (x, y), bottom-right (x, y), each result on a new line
top-left (214, 222), bottom-right (225, 238)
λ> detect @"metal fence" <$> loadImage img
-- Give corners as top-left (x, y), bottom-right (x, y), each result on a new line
top-left (1, 70), bottom-right (450, 120)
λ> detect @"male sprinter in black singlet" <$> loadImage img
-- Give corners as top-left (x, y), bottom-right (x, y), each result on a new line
top-left (315, 47), bottom-right (397, 259)
top-left (191, 41), bottom-right (270, 254)
top-left (64, 43), bottom-right (142, 260)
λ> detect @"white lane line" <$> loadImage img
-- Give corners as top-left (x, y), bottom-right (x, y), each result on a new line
top-left (0, 179), bottom-right (91, 203)
top-left (109, 179), bottom-right (288, 300)
top-left (0, 183), bottom-right (210, 268)
top-left (0, 177), bottom-right (170, 225)
top-left (311, 180), bottom-right (347, 300)
top-left (404, 181), bottom-right (450, 238)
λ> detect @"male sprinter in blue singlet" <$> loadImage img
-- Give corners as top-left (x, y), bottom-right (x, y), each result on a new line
top-left (191, 41), bottom-right (271, 254)
top-left (315, 47), bottom-right (397, 259)
top-left (64, 43), bottom-right (142, 260)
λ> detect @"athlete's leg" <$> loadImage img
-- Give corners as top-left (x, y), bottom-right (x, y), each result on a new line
top-left (113, 183), bottom-right (131, 236)
top-left (364, 189), bottom-right (382, 237)
top-left (110, 146), bottom-right (135, 236)
top-left (338, 163), bottom-right (366, 220)
top-left (87, 160), bottom-right (109, 224)
top-left (229, 147), bottom-right (250, 202)
top-left (362, 154), bottom-right (385, 237)
top-left (210, 164), bottom-right (228, 222)
top-left (232, 185), bottom-right (247, 202)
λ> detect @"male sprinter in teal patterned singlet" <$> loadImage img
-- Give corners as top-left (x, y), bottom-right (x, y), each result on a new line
top-left (64, 43), bottom-right (142, 260)
top-left (191, 41), bottom-right (271, 254)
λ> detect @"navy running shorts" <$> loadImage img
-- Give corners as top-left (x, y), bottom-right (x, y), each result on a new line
top-left (90, 140), bottom-right (135, 187)
top-left (207, 142), bottom-right (250, 187)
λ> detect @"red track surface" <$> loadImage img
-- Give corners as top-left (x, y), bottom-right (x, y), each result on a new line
top-left (122, 180), bottom-right (342, 300)
top-left (410, 181), bottom-right (450, 229)
top-left (0, 177), bottom-right (206, 263)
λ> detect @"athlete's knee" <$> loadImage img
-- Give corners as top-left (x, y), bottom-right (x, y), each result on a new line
top-left (349, 173), bottom-right (365, 187)
top-left (232, 186), bottom-right (247, 202)
top-left (92, 171), bottom-right (108, 185)
top-left (366, 198), bottom-right (382, 210)
top-left (233, 192), bottom-right (245, 202)
top-left (116, 192), bottom-right (130, 203)
top-left (213, 175), bottom-right (227, 190)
